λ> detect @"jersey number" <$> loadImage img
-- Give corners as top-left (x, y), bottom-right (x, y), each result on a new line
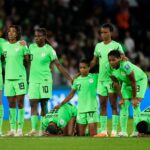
top-left (18, 82), bottom-right (25, 90)
top-left (77, 84), bottom-right (81, 91)
top-left (42, 86), bottom-right (48, 93)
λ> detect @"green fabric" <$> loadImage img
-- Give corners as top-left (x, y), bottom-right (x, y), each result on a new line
top-left (133, 105), bottom-right (141, 132)
top-left (29, 43), bottom-right (57, 83)
top-left (112, 115), bottom-right (119, 132)
top-left (0, 105), bottom-right (4, 132)
top-left (42, 103), bottom-right (77, 131)
top-left (2, 41), bottom-right (29, 79)
top-left (18, 108), bottom-right (24, 129)
top-left (72, 74), bottom-right (98, 113)
top-left (100, 116), bottom-right (107, 131)
top-left (39, 116), bottom-right (44, 131)
top-left (120, 100), bottom-right (130, 132)
top-left (31, 115), bottom-right (38, 130)
top-left (94, 40), bottom-right (124, 81)
top-left (107, 61), bottom-right (147, 84)
top-left (9, 108), bottom-right (17, 130)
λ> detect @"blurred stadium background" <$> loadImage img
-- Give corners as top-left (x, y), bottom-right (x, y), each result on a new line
top-left (0, 0), bottom-right (150, 119)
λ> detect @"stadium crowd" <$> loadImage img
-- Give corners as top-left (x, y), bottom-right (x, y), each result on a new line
top-left (0, 0), bottom-right (150, 86)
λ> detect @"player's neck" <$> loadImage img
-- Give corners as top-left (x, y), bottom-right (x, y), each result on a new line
top-left (81, 73), bottom-right (88, 77)
top-left (37, 42), bottom-right (45, 47)
top-left (103, 39), bottom-right (111, 44)
top-left (9, 39), bottom-right (17, 44)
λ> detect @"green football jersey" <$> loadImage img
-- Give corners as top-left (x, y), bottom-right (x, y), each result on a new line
top-left (2, 41), bottom-right (29, 79)
top-left (107, 61), bottom-right (147, 84)
top-left (29, 43), bottom-right (57, 83)
top-left (140, 106), bottom-right (150, 123)
top-left (94, 40), bottom-right (124, 81)
top-left (72, 73), bottom-right (98, 113)
top-left (0, 38), bottom-right (6, 74)
top-left (42, 103), bottom-right (77, 130)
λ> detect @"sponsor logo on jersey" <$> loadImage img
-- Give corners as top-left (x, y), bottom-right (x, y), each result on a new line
top-left (41, 53), bottom-right (46, 57)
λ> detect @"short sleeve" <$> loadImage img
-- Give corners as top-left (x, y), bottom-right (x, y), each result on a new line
top-left (72, 79), bottom-right (77, 90)
top-left (122, 62), bottom-right (133, 75)
top-left (117, 43), bottom-right (124, 54)
top-left (49, 46), bottom-right (58, 61)
top-left (94, 44), bottom-right (99, 57)
top-left (23, 45), bottom-right (30, 55)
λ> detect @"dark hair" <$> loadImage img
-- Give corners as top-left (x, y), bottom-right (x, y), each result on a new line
top-left (108, 50), bottom-right (121, 58)
top-left (136, 121), bottom-right (148, 134)
top-left (35, 28), bottom-right (47, 36)
top-left (80, 58), bottom-right (90, 67)
top-left (45, 124), bottom-right (59, 135)
top-left (7, 25), bottom-right (22, 40)
top-left (101, 23), bottom-right (114, 32)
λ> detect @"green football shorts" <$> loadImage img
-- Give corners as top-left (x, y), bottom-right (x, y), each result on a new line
top-left (28, 82), bottom-right (52, 100)
top-left (76, 111), bottom-right (99, 124)
top-left (4, 79), bottom-right (27, 96)
top-left (121, 77), bottom-right (148, 99)
top-left (97, 80), bottom-right (116, 96)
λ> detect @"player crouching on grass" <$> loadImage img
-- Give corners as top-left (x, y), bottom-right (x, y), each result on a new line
top-left (107, 50), bottom-right (148, 137)
top-left (55, 59), bottom-right (99, 136)
top-left (136, 106), bottom-right (150, 137)
top-left (41, 103), bottom-right (77, 136)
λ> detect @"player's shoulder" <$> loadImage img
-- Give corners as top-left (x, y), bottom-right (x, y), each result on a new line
top-left (121, 61), bottom-right (132, 70)
top-left (111, 40), bottom-right (120, 45)
top-left (29, 43), bottom-right (36, 49)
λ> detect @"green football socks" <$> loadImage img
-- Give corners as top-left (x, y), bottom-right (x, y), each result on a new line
top-left (31, 115), bottom-right (38, 131)
top-left (9, 108), bottom-right (17, 130)
top-left (18, 108), bottom-right (25, 130)
top-left (0, 105), bottom-right (4, 133)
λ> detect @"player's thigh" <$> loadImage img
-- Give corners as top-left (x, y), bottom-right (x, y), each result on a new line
top-left (121, 83), bottom-right (132, 99)
top-left (136, 78), bottom-right (148, 99)
top-left (28, 83), bottom-right (40, 99)
top-left (87, 111), bottom-right (99, 124)
top-left (76, 113), bottom-right (87, 125)
top-left (40, 82), bottom-right (52, 99)
top-left (4, 80), bottom-right (15, 96)
top-left (14, 79), bottom-right (27, 96)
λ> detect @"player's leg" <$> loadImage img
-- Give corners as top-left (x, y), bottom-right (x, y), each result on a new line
top-left (96, 81), bottom-right (108, 136)
top-left (0, 91), bottom-right (3, 136)
top-left (131, 78), bottom-right (147, 137)
top-left (4, 80), bottom-right (16, 136)
top-left (7, 96), bottom-right (17, 136)
top-left (109, 92), bottom-right (119, 137)
top-left (26, 83), bottom-right (40, 136)
top-left (76, 113), bottom-right (87, 136)
top-left (16, 94), bottom-right (25, 136)
top-left (39, 82), bottom-right (52, 135)
top-left (87, 111), bottom-right (98, 136)
top-left (119, 83), bottom-right (131, 137)
top-left (15, 79), bottom-right (27, 136)
top-left (0, 74), bottom-right (3, 136)
top-left (65, 117), bottom-right (76, 136)
top-left (39, 98), bottom-right (48, 135)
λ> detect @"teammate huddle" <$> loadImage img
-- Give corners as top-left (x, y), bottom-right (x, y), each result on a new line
top-left (0, 23), bottom-right (148, 137)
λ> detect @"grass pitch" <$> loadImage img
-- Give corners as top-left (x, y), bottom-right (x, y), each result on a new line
top-left (0, 119), bottom-right (150, 150)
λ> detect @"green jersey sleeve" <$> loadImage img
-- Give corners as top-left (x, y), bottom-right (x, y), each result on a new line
top-left (122, 61), bottom-right (133, 75)
top-left (49, 45), bottom-right (57, 61)
top-left (94, 44), bottom-right (100, 57)
top-left (72, 79), bottom-right (78, 90)
top-left (22, 45), bottom-right (30, 55)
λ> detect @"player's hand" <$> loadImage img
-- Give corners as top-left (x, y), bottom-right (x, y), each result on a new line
top-left (132, 98), bottom-right (139, 107)
top-left (121, 56), bottom-right (128, 61)
top-left (20, 40), bottom-right (27, 46)
top-left (118, 99), bottom-right (124, 105)
top-left (54, 104), bottom-right (61, 109)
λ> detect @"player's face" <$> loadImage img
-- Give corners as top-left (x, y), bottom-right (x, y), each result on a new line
top-left (108, 55), bottom-right (120, 69)
top-left (8, 27), bottom-right (18, 41)
top-left (100, 27), bottom-right (111, 41)
top-left (79, 63), bottom-right (90, 76)
top-left (34, 31), bottom-right (46, 45)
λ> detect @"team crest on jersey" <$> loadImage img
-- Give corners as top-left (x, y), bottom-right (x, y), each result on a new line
top-left (15, 48), bottom-right (20, 51)
top-left (59, 119), bottom-right (65, 125)
top-left (41, 53), bottom-right (46, 57)
top-left (89, 78), bottom-right (94, 83)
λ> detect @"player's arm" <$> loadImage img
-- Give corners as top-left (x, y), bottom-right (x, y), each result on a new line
top-left (120, 53), bottom-right (128, 61)
top-left (24, 54), bottom-right (30, 82)
top-left (52, 59), bottom-right (73, 84)
top-left (110, 75), bottom-right (124, 105)
top-left (90, 56), bottom-right (98, 70)
top-left (66, 116), bottom-right (76, 136)
top-left (54, 89), bottom-right (76, 109)
top-left (128, 71), bottom-right (139, 107)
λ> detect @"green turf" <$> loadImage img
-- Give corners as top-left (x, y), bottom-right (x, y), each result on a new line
top-left (0, 119), bottom-right (150, 150)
